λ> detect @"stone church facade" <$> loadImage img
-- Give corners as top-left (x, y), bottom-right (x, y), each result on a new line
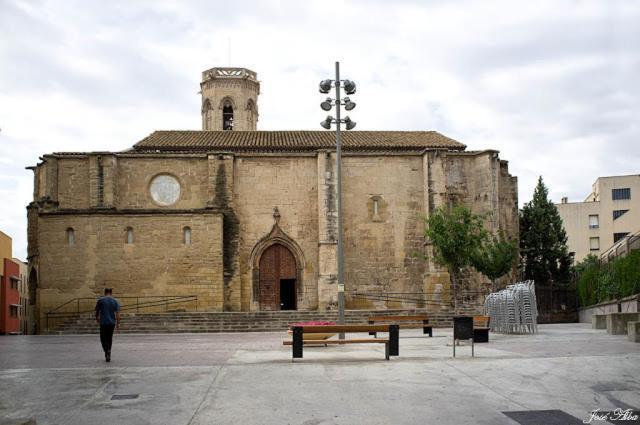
top-left (27, 67), bottom-right (518, 330)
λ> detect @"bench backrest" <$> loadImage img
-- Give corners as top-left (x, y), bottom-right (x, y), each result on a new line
top-left (296, 324), bottom-right (390, 334)
top-left (473, 315), bottom-right (490, 327)
top-left (367, 315), bottom-right (428, 322)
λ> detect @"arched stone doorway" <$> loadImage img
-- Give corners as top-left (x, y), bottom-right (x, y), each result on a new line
top-left (250, 207), bottom-right (305, 311)
top-left (259, 244), bottom-right (297, 310)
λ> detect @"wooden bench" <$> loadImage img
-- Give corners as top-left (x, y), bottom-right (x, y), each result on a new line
top-left (473, 315), bottom-right (491, 343)
top-left (367, 315), bottom-right (432, 337)
top-left (284, 325), bottom-right (399, 360)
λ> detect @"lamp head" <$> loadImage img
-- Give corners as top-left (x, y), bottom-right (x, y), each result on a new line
top-left (319, 79), bottom-right (333, 94)
top-left (343, 80), bottom-right (356, 95)
top-left (320, 98), bottom-right (333, 111)
top-left (344, 116), bottom-right (356, 130)
top-left (344, 97), bottom-right (356, 111)
top-left (320, 116), bottom-right (333, 129)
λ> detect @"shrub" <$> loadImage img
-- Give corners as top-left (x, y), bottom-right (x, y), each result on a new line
top-left (576, 250), bottom-right (640, 306)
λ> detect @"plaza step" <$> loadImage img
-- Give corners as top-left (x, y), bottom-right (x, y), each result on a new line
top-left (49, 309), bottom-right (467, 334)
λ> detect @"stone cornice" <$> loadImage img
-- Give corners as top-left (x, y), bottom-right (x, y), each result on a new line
top-left (38, 207), bottom-right (224, 216)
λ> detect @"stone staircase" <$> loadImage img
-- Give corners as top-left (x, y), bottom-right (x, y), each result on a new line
top-left (51, 309), bottom-right (460, 334)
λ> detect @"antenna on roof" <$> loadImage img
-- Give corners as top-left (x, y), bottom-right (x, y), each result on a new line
top-left (228, 37), bottom-right (231, 66)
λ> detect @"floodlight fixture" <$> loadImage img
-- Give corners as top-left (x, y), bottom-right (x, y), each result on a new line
top-left (320, 116), bottom-right (333, 129)
top-left (343, 97), bottom-right (356, 111)
top-left (320, 97), bottom-right (333, 111)
top-left (319, 79), bottom-right (333, 94)
top-left (343, 80), bottom-right (356, 95)
top-left (344, 116), bottom-right (356, 130)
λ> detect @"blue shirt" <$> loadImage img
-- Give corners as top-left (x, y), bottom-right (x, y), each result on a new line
top-left (95, 296), bottom-right (120, 326)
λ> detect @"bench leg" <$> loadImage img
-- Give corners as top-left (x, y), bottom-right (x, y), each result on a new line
top-left (389, 324), bottom-right (399, 356)
top-left (385, 342), bottom-right (389, 360)
top-left (472, 338), bottom-right (474, 358)
top-left (292, 327), bottom-right (303, 360)
top-left (423, 320), bottom-right (432, 336)
top-left (453, 338), bottom-right (456, 358)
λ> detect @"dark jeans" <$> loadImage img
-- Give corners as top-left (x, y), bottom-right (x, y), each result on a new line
top-left (99, 324), bottom-right (116, 354)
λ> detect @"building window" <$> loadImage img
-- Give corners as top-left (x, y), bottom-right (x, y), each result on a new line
top-left (369, 195), bottom-right (384, 222)
top-left (10, 277), bottom-right (18, 290)
top-left (223, 101), bottom-right (234, 130)
top-left (613, 232), bottom-right (629, 243)
top-left (589, 237), bottom-right (600, 251)
top-left (149, 174), bottom-right (181, 206)
top-left (66, 228), bottom-right (75, 246)
top-left (612, 188), bottom-right (631, 200)
top-left (183, 227), bottom-right (192, 245)
top-left (588, 215), bottom-right (599, 229)
top-left (613, 210), bottom-right (628, 220)
top-left (126, 227), bottom-right (134, 244)
top-left (10, 305), bottom-right (18, 318)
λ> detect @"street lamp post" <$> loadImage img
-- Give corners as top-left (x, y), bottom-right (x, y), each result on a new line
top-left (319, 62), bottom-right (356, 336)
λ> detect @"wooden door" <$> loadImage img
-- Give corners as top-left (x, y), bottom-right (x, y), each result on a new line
top-left (259, 244), bottom-right (296, 310)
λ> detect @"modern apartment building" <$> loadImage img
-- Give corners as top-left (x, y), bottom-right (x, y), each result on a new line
top-left (557, 175), bottom-right (639, 262)
top-left (13, 258), bottom-right (31, 334)
top-left (0, 231), bottom-right (20, 334)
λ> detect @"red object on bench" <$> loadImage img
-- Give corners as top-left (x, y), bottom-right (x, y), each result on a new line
top-left (290, 321), bottom-right (336, 327)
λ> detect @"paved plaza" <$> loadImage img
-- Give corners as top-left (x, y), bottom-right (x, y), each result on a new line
top-left (0, 324), bottom-right (638, 425)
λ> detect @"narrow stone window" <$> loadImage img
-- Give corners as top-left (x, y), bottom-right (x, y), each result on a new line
top-left (183, 226), bottom-right (192, 245)
top-left (126, 227), bottom-right (134, 244)
top-left (223, 101), bottom-right (234, 130)
top-left (369, 195), bottom-right (384, 222)
top-left (66, 228), bottom-right (75, 246)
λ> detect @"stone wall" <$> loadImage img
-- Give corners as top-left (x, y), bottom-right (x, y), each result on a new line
top-left (57, 158), bottom-right (90, 209)
top-left (116, 157), bottom-right (209, 209)
top-left (35, 213), bottom-right (224, 327)
top-left (341, 155), bottom-right (427, 309)
top-left (233, 155), bottom-right (319, 311)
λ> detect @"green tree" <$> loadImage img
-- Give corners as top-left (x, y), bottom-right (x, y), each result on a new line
top-left (472, 235), bottom-right (518, 292)
top-left (519, 176), bottom-right (572, 286)
top-left (424, 204), bottom-right (488, 313)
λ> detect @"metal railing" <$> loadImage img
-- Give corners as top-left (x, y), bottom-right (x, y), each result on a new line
top-left (600, 229), bottom-right (640, 263)
top-left (350, 290), bottom-right (490, 308)
top-left (46, 295), bottom-right (198, 333)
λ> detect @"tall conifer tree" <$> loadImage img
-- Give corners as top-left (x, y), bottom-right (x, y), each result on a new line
top-left (519, 177), bottom-right (572, 286)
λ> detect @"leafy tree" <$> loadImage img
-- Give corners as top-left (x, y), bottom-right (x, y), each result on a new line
top-left (472, 235), bottom-right (518, 292)
top-left (424, 204), bottom-right (488, 313)
top-left (519, 177), bottom-right (572, 286)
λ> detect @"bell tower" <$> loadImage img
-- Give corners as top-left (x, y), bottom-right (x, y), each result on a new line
top-left (200, 67), bottom-right (260, 131)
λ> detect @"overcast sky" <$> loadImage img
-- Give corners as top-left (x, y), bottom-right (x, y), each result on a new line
top-left (1, 0), bottom-right (638, 260)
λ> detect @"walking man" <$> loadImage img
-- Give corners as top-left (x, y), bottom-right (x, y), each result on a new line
top-left (95, 288), bottom-right (120, 362)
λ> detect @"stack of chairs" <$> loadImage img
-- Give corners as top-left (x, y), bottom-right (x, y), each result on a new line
top-left (484, 281), bottom-right (538, 334)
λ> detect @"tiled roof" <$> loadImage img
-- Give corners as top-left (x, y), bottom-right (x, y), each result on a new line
top-left (133, 130), bottom-right (465, 152)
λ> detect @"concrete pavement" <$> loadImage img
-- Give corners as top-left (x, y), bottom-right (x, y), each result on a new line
top-left (0, 324), bottom-right (638, 425)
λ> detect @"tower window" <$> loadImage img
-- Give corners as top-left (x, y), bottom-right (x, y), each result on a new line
top-left (183, 227), bottom-right (192, 245)
top-left (223, 101), bottom-right (234, 130)
top-left (66, 228), bottom-right (75, 246)
top-left (126, 227), bottom-right (134, 244)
